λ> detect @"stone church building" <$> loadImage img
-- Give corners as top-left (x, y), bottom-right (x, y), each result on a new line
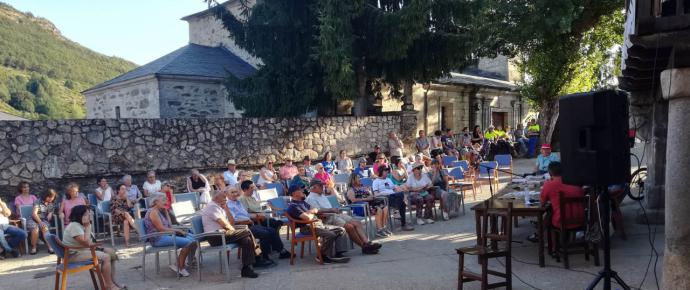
top-left (83, 1), bottom-right (256, 119)
top-left (85, 0), bottom-right (529, 132)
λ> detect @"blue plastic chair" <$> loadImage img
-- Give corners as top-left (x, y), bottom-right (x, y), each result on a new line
top-left (267, 197), bottom-right (291, 240)
top-left (174, 192), bottom-right (199, 210)
top-left (189, 215), bottom-right (239, 282)
top-left (265, 183), bottom-right (286, 196)
top-left (451, 160), bottom-right (470, 172)
top-left (18, 205), bottom-right (34, 251)
top-left (46, 233), bottom-right (105, 290)
top-left (477, 161), bottom-right (499, 195)
top-left (494, 154), bottom-right (513, 180)
top-left (325, 195), bottom-right (370, 241)
top-left (134, 219), bottom-right (180, 280)
top-left (97, 201), bottom-right (116, 247)
top-left (442, 155), bottom-right (458, 167)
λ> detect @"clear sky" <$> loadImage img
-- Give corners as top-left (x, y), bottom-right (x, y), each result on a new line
top-left (3, 0), bottom-right (210, 65)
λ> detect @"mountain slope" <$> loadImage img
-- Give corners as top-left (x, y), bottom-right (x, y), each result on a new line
top-left (0, 2), bottom-right (137, 119)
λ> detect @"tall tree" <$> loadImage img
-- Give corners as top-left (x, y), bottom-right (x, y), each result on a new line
top-left (480, 0), bottom-right (624, 144)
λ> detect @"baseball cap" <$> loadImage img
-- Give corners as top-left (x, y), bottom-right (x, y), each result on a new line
top-left (288, 184), bottom-right (305, 195)
top-left (227, 159), bottom-right (236, 165)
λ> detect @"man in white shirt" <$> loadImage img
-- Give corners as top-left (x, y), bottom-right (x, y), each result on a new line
top-left (405, 164), bottom-right (436, 225)
top-left (0, 197), bottom-right (26, 257)
top-left (223, 159), bottom-right (240, 187)
top-left (306, 180), bottom-right (380, 255)
top-left (372, 166), bottom-right (414, 231)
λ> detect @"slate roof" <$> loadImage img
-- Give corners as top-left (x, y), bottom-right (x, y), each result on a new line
top-left (84, 44), bottom-right (256, 93)
top-left (436, 72), bottom-right (516, 90)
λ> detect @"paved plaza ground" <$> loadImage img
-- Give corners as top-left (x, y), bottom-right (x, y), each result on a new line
top-left (0, 158), bottom-right (663, 290)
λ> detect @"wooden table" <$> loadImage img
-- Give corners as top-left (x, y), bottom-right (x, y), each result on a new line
top-left (471, 186), bottom-right (547, 267)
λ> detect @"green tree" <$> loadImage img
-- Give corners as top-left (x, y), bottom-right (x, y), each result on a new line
top-left (0, 83), bottom-right (9, 102)
top-left (9, 91), bottom-right (35, 113)
top-left (480, 0), bottom-right (624, 143)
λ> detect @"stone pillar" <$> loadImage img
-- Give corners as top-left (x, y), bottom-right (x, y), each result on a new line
top-left (401, 81), bottom-right (415, 111)
top-left (399, 111), bottom-right (418, 156)
top-left (661, 67), bottom-right (690, 289)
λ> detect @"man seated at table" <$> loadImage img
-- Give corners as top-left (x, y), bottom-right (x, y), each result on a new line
top-left (226, 188), bottom-right (292, 260)
top-left (535, 144), bottom-right (559, 175)
top-left (305, 179), bottom-right (381, 255)
top-left (200, 191), bottom-right (272, 278)
top-left (527, 161), bottom-right (584, 242)
top-left (286, 184), bottom-right (350, 264)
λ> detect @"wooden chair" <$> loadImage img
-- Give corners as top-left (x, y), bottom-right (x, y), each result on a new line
top-left (457, 201), bottom-right (513, 290)
top-left (45, 233), bottom-right (106, 290)
top-left (285, 213), bottom-right (323, 265)
top-left (548, 192), bottom-right (600, 269)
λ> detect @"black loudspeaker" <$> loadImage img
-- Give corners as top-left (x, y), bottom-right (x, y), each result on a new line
top-left (559, 90), bottom-right (630, 186)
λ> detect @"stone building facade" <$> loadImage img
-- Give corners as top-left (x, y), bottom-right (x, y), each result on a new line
top-left (83, 1), bottom-right (256, 119)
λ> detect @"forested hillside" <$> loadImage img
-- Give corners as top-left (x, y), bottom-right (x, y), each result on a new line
top-left (0, 2), bottom-right (136, 119)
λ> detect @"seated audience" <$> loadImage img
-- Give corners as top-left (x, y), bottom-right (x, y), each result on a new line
top-left (406, 164), bottom-right (436, 225)
top-left (313, 163), bottom-right (344, 203)
top-left (0, 196), bottom-right (26, 258)
top-left (321, 151), bottom-right (337, 174)
top-left (59, 183), bottom-right (87, 226)
top-left (372, 166), bottom-right (414, 231)
top-left (372, 153), bottom-right (388, 178)
top-left (160, 183), bottom-right (176, 223)
top-left (389, 158), bottom-right (408, 186)
top-left (200, 191), bottom-right (269, 278)
top-left (280, 157), bottom-right (299, 182)
top-left (353, 158), bottom-right (373, 179)
top-left (95, 177), bottom-right (113, 202)
top-left (347, 174), bottom-right (391, 238)
top-left (257, 160), bottom-right (278, 188)
top-left (226, 188), bottom-right (292, 260)
top-left (187, 169), bottom-right (211, 206)
top-left (306, 179), bottom-right (381, 255)
top-left (302, 156), bottom-right (317, 178)
top-left (14, 182), bottom-right (38, 213)
top-left (142, 170), bottom-right (162, 197)
top-left (144, 194), bottom-right (197, 277)
top-left (535, 144), bottom-right (560, 174)
top-left (430, 160), bottom-right (451, 221)
top-left (416, 130), bottom-right (431, 156)
top-left (122, 174), bottom-right (142, 203)
top-left (223, 159), bottom-right (240, 187)
top-left (111, 184), bottom-right (136, 247)
top-left (335, 150), bottom-right (353, 173)
top-left (212, 174), bottom-right (229, 193)
top-left (29, 189), bottom-right (58, 254)
top-left (63, 205), bottom-right (124, 289)
top-left (239, 180), bottom-right (284, 229)
top-left (291, 166), bottom-right (311, 188)
top-left (367, 145), bottom-right (382, 164)
top-left (286, 184), bottom-right (350, 264)
top-left (471, 125), bottom-right (484, 146)
top-left (430, 130), bottom-right (444, 158)
top-left (441, 128), bottom-right (459, 157)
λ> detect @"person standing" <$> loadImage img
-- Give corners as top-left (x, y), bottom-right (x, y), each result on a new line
top-left (527, 119), bottom-right (541, 158)
top-left (187, 169), bottom-right (212, 206)
top-left (388, 132), bottom-right (404, 159)
top-left (415, 130), bottom-right (431, 156)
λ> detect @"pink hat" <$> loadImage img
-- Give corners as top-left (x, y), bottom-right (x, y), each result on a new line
top-left (541, 144), bottom-right (552, 150)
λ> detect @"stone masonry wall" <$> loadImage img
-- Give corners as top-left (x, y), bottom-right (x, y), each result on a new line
top-left (0, 116), bottom-right (403, 200)
top-left (85, 78), bottom-right (160, 119)
top-left (158, 78), bottom-right (240, 118)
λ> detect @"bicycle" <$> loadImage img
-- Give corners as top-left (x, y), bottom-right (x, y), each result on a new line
top-left (627, 166), bottom-right (647, 201)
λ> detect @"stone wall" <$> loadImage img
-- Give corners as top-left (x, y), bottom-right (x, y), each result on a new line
top-left (158, 77), bottom-right (240, 118)
top-left (185, 1), bottom-right (262, 68)
top-left (85, 78), bottom-right (160, 119)
top-left (0, 116), bottom-right (404, 200)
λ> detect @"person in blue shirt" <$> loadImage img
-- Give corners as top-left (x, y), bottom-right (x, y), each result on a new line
top-left (535, 144), bottom-right (559, 174)
top-left (226, 188), bottom-right (291, 261)
top-left (353, 158), bottom-right (373, 179)
top-left (321, 151), bottom-right (337, 174)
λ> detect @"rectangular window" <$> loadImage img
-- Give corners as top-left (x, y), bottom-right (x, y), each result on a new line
top-left (115, 106), bottom-right (121, 119)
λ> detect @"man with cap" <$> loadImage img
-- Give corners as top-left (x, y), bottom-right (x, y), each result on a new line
top-left (286, 183), bottom-right (350, 264)
top-left (305, 179), bottom-right (381, 255)
top-left (223, 159), bottom-right (240, 187)
top-left (535, 144), bottom-right (559, 174)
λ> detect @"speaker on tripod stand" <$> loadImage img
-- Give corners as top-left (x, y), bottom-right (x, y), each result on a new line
top-left (559, 90), bottom-right (631, 290)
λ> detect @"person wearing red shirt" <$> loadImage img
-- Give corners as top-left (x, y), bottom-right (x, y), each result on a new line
top-left (539, 161), bottom-right (585, 229)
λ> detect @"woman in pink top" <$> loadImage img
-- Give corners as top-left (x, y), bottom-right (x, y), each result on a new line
top-left (14, 182), bottom-right (38, 213)
top-left (58, 183), bottom-right (87, 225)
top-left (313, 163), bottom-right (345, 203)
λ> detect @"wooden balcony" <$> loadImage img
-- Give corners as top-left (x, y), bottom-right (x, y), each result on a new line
top-left (620, 0), bottom-right (690, 91)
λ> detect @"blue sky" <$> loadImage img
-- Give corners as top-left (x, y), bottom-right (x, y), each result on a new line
top-left (3, 0), bottom-right (210, 65)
